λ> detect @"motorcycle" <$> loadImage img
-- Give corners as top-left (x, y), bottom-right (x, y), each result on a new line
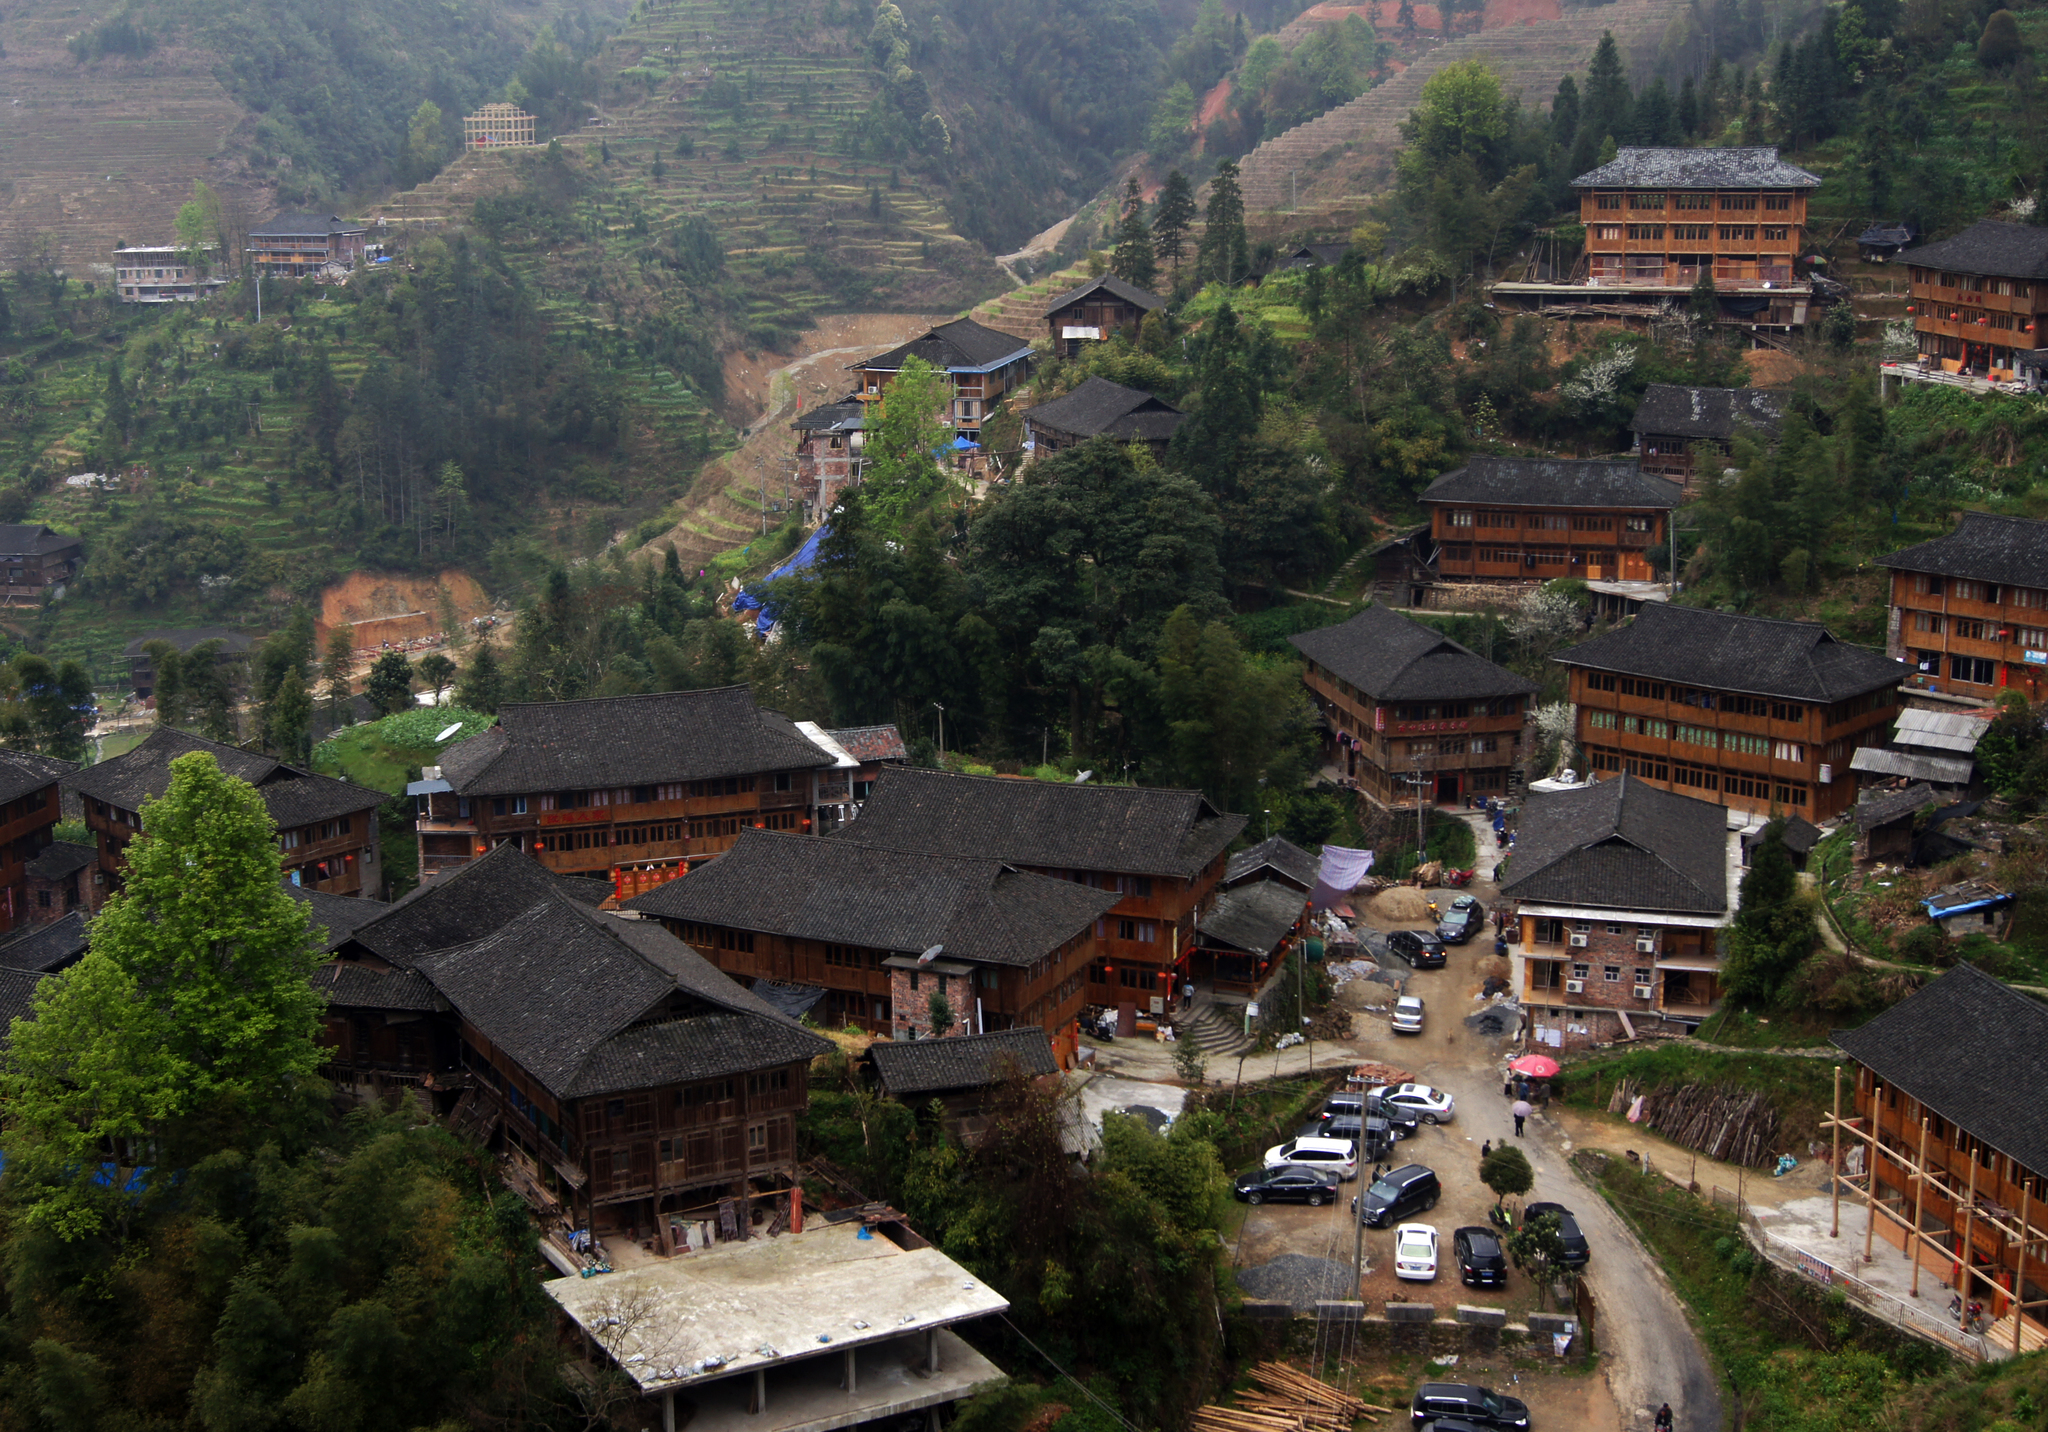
top-left (1444, 867), bottom-right (1477, 888)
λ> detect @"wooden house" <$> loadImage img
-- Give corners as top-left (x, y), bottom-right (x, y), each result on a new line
top-left (111, 244), bottom-right (230, 303)
top-left (1878, 511), bottom-right (2048, 703)
top-left (866, 1026), bottom-right (1059, 1141)
top-left (1629, 385), bottom-right (1785, 494)
top-left (0, 751), bottom-right (75, 934)
top-left (1223, 835), bottom-right (1320, 893)
top-left (1192, 879), bottom-right (1307, 997)
top-left (410, 687), bottom-right (836, 888)
top-left (824, 767), bottom-right (1245, 1016)
top-left (1554, 603), bottom-right (1905, 822)
top-left (1283, 242), bottom-right (1349, 270)
top-left (1419, 457), bottom-right (1681, 585)
top-left (790, 397), bottom-right (865, 514)
top-left (848, 318), bottom-right (1033, 441)
top-left (1900, 221), bottom-right (2048, 379)
top-left (1023, 376), bottom-right (1186, 459)
top-left (1290, 604), bottom-right (1538, 807)
top-left (798, 722), bottom-right (907, 833)
top-left (625, 826), bottom-right (1117, 1051)
top-left (0, 524), bottom-right (82, 601)
top-left (1851, 783), bottom-right (1937, 864)
top-left (123, 626), bottom-right (252, 699)
top-left (23, 840), bottom-right (97, 923)
top-left (1041, 274), bottom-right (1165, 356)
top-left (246, 212), bottom-right (370, 277)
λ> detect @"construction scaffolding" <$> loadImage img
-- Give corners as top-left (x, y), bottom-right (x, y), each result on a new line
top-left (464, 103), bottom-right (537, 149)
top-left (1821, 1065), bottom-right (2048, 1359)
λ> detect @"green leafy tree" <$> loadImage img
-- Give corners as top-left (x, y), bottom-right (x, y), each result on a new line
top-left (1196, 159), bottom-right (1247, 285)
top-left (455, 642), bottom-right (505, 713)
top-left (145, 640), bottom-right (185, 728)
top-left (184, 639), bottom-right (238, 743)
top-left (416, 652), bottom-right (457, 702)
top-left (1153, 169), bottom-right (1196, 273)
top-left (173, 180), bottom-right (223, 275)
top-left (365, 651), bottom-right (415, 716)
top-left (406, 99), bottom-right (445, 179)
top-left (1146, 80), bottom-right (1197, 154)
top-left (3, 752), bottom-right (324, 1239)
top-left (1721, 818), bottom-right (1819, 1006)
top-left (1980, 9), bottom-right (2023, 67)
top-left (1507, 1209), bottom-right (1577, 1308)
top-left (12, 654), bottom-right (93, 761)
top-left (1111, 176), bottom-right (1158, 290)
top-left (1153, 607), bottom-right (1312, 814)
top-left (1480, 1143), bottom-right (1533, 1213)
top-left (267, 668), bottom-right (312, 764)
top-left (861, 356), bottom-right (955, 535)
top-left (927, 987), bottom-right (955, 1037)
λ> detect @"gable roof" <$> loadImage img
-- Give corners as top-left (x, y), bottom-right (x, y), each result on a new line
top-left (0, 967), bottom-right (48, 1030)
top-left (288, 883), bottom-right (388, 952)
top-left (1289, 604), bottom-right (1540, 703)
top-left (64, 728), bottom-right (376, 826)
top-left (310, 961), bottom-right (445, 1012)
top-left (1877, 511), bottom-right (2048, 589)
top-left (828, 767), bottom-right (1247, 879)
top-left (0, 524), bottom-right (81, 558)
top-left (1552, 603), bottom-right (1904, 702)
top-left (853, 317), bottom-right (1032, 374)
top-left (1903, 220), bottom-right (2048, 281)
top-left (1833, 964), bottom-right (2048, 1179)
top-left (1025, 376), bottom-right (1186, 444)
top-left (1420, 457), bottom-right (1681, 510)
top-left (1630, 385), bottom-right (1787, 441)
top-left (1852, 782), bottom-right (1937, 831)
top-left (625, 827), bottom-right (1117, 966)
top-left (340, 842), bottom-right (600, 967)
top-left (0, 911), bottom-right (89, 973)
top-left (122, 627), bottom-right (254, 659)
top-left (24, 840), bottom-right (94, 882)
top-left (827, 724), bottom-right (907, 763)
top-left (1572, 146), bottom-right (1821, 190)
top-left (1225, 835), bottom-right (1321, 890)
top-left (867, 1027), bottom-right (1059, 1098)
top-left (792, 399), bottom-right (866, 434)
top-left (249, 211), bottom-right (367, 237)
top-left (1500, 774), bottom-right (1729, 916)
top-left (1199, 879), bottom-right (1307, 955)
top-left (437, 686), bottom-right (832, 796)
top-left (0, 749), bottom-right (76, 806)
top-left (1285, 242), bottom-right (1350, 268)
top-left (1041, 273), bottom-right (1166, 317)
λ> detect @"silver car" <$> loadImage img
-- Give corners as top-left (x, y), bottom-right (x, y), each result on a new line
top-left (1391, 995), bottom-right (1425, 1034)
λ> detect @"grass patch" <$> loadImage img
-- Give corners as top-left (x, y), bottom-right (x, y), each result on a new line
top-left (1692, 1007), bottom-right (1840, 1049)
top-left (1558, 1045), bottom-right (1840, 1148)
top-left (312, 707), bottom-right (493, 794)
top-left (1191, 1074), bottom-right (1340, 1174)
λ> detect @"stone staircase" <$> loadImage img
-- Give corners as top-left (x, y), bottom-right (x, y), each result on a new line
top-left (1184, 998), bottom-right (1255, 1057)
top-left (1233, 0), bottom-right (1688, 212)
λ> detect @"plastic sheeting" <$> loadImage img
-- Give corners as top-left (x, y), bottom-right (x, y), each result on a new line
top-left (731, 525), bottom-right (829, 633)
top-left (1309, 844), bottom-right (1375, 912)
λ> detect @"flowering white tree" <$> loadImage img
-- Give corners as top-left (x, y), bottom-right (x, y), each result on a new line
top-left (1559, 343), bottom-right (1637, 418)
top-left (1509, 584), bottom-right (1582, 651)
top-left (1531, 702), bottom-right (1578, 778)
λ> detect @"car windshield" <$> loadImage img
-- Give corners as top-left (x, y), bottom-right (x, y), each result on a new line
top-left (1365, 1177), bottom-right (1399, 1202)
top-left (1481, 1392), bottom-right (1504, 1415)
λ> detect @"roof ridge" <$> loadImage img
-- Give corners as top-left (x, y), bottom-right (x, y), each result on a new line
top-left (498, 684), bottom-right (753, 712)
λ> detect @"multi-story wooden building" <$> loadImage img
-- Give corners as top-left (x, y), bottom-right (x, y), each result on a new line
top-left (0, 751), bottom-right (77, 934)
top-left (1419, 457), bottom-right (1681, 585)
top-left (847, 318), bottom-right (1033, 442)
top-left (1023, 376), bottom-right (1186, 460)
top-left (1041, 274), bottom-right (1165, 357)
top-left (0, 524), bottom-right (83, 602)
top-left (1504, 774), bottom-right (1734, 1048)
top-left (1290, 604), bottom-right (1538, 807)
top-left (1491, 147), bottom-right (1821, 329)
top-left (1897, 220), bottom-right (2048, 379)
top-left (1629, 384), bottom-right (1785, 494)
top-left (246, 211), bottom-right (370, 278)
top-left (1554, 603), bottom-right (1905, 821)
top-left (625, 826), bottom-right (1117, 1052)
top-left (1877, 511), bottom-right (2048, 703)
top-left (111, 244), bottom-right (231, 303)
top-left (1832, 964), bottom-right (2048, 1353)
top-left (412, 687), bottom-right (835, 888)
top-left (67, 729), bottom-right (383, 897)
top-left (824, 767), bottom-right (1245, 1013)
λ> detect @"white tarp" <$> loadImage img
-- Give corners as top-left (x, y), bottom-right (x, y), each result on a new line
top-left (1310, 845), bottom-right (1375, 911)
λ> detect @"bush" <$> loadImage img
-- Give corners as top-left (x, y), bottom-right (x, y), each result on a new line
top-left (1980, 9), bottom-right (2023, 68)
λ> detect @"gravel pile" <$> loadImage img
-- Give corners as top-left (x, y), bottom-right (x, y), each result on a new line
top-left (1465, 1002), bottom-right (1522, 1037)
top-left (1236, 1253), bottom-right (1360, 1312)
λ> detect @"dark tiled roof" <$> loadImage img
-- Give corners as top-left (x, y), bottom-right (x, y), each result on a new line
top-left (249, 211), bottom-right (367, 237)
top-left (596, 913), bottom-right (794, 1021)
top-left (1833, 965), bottom-right (2048, 1179)
top-left (1778, 816), bottom-right (1823, 856)
top-left (1572, 146), bottom-right (1821, 189)
top-left (1289, 604), bottom-right (1540, 703)
top-left (626, 827), bottom-right (1117, 966)
top-left (869, 1027), bottom-right (1059, 1097)
top-left (1629, 386), bottom-right (1786, 441)
top-left (1420, 457), bottom-right (1681, 510)
top-left (792, 399), bottom-right (865, 433)
top-left (288, 883), bottom-right (388, 952)
top-left (343, 843), bottom-right (594, 967)
top-left (1552, 604), bottom-right (1904, 702)
top-left (1285, 243), bottom-right (1350, 268)
top-left (1903, 220), bottom-right (2048, 281)
top-left (573, 1010), bottom-right (828, 1101)
top-left (1041, 273), bottom-right (1166, 318)
top-left (64, 728), bottom-right (376, 826)
top-left (0, 911), bottom-right (89, 973)
top-left (121, 627), bottom-right (254, 657)
top-left (0, 967), bottom-right (48, 1030)
top-left (827, 724), bottom-right (907, 763)
top-left (1851, 782), bottom-right (1937, 831)
top-left (854, 317), bottom-right (1031, 373)
top-left (1501, 774), bottom-right (1729, 916)
top-left (1026, 377), bottom-right (1186, 444)
top-left (24, 840), bottom-right (94, 881)
top-left (1877, 512), bottom-right (2048, 588)
top-left (0, 750), bottom-right (76, 806)
top-left (1199, 880), bottom-right (1307, 954)
top-left (310, 961), bottom-right (444, 1011)
top-left (1225, 836), bottom-right (1320, 890)
top-left (0, 524), bottom-right (80, 558)
top-left (438, 687), bottom-right (832, 796)
top-left (828, 767), bottom-right (1247, 879)
top-left (1859, 224), bottom-right (1916, 248)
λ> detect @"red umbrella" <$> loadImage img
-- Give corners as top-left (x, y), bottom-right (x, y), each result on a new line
top-left (1509, 1054), bottom-right (1560, 1079)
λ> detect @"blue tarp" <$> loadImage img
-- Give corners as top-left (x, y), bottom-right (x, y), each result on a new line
top-left (732, 526), bottom-right (828, 634)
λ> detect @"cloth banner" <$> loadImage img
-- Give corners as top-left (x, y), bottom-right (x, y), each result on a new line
top-left (1309, 845), bottom-right (1375, 911)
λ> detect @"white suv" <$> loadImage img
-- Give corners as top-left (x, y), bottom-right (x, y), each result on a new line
top-left (1263, 1136), bottom-right (1360, 1181)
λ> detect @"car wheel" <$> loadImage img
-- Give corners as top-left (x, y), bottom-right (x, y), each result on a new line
top-left (1247, 1191), bottom-right (1263, 1206)
top-left (1423, 1113), bottom-right (1439, 1125)
top-left (1426, 1192), bottom-right (1440, 1210)
top-left (1308, 1192), bottom-right (1324, 1207)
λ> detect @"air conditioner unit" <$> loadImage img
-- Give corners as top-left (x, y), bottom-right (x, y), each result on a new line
top-left (1634, 983), bottom-right (1655, 1000)
top-left (1635, 936), bottom-right (1658, 954)
top-left (1569, 932), bottom-right (1590, 948)
top-left (1564, 979), bottom-right (1586, 994)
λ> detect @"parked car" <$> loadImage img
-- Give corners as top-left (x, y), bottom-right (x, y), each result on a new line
top-left (1264, 1136), bottom-right (1359, 1181)
top-left (1369, 1082), bottom-right (1456, 1124)
top-left (1393, 1223), bottom-right (1439, 1281)
top-left (1362, 1094), bottom-right (1421, 1137)
top-left (1524, 1201), bottom-right (1591, 1266)
top-left (1233, 1165), bottom-right (1342, 1206)
top-left (1437, 897), bottom-right (1483, 944)
top-left (1409, 1384), bottom-right (1530, 1431)
top-left (1353, 1163), bottom-right (1440, 1227)
top-left (1391, 995), bottom-right (1425, 1034)
top-left (1409, 1420), bottom-right (1493, 1432)
top-left (1317, 1094), bottom-right (1364, 1123)
top-left (1452, 1226), bottom-right (1508, 1288)
top-left (1314, 1114), bottom-right (1401, 1164)
top-left (1387, 929), bottom-right (1446, 968)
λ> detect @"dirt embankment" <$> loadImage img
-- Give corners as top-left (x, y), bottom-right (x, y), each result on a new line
top-left (718, 314), bottom-right (943, 431)
top-left (316, 570), bottom-right (493, 652)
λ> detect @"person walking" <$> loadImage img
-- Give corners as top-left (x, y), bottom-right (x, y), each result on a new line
top-left (1512, 1099), bottom-right (1532, 1137)
top-left (1480, 1139), bottom-right (1492, 1172)
top-left (1654, 1404), bottom-right (1673, 1431)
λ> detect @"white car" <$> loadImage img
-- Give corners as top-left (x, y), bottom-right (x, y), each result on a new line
top-left (1393, 1222), bottom-right (1439, 1281)
top-left (1263, 1136), bottom-right (1360, 1181)
top-left (1370, 1082), bottom-right (1456, 1124)
top-left (1391, 995), bottom-right (1425, 1034)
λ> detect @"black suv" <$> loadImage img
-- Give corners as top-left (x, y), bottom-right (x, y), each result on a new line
top-left (1365, 1093), bottom-right (1421, 1137)
top-left (1409, 1383), bottom-right (1530, 1431)
top-left (1353, 1163), bottom-right (1440, 1228)
top-left (1312, 1114), bottom-right (1399, 1163)
top-left (1452, 1227), bottom-right (1508, 1288)
top-left (1525, 1202), bottom-right (1591, 1266)
top-left (1387, 929), bottom-right (1447, 968)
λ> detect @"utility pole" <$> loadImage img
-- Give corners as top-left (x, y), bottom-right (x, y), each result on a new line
top-left (932, 702), bottom-right (945, 758)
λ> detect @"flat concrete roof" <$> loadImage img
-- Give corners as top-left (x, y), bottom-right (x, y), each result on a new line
top-left (543, 1220), bottom-right (1010, 1396)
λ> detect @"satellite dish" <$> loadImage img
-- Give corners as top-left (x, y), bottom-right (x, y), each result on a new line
top-left (434, 722), bottom-right (463, 743)
top-left (1073, 770), bottom-right (1093, 784)
top-left (916, 944), bottom-right (943, 966)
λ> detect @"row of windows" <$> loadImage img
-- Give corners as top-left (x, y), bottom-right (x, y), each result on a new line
top-left (1531, 918), bottom-right (1658, 942)
top-left (1917, 652), bottom-right (2001, 685)
top-left (1403, 736), bottom-right (1501, 757)
top-left (676, 920), bottom-right (757, 953)
top-left (1095, 917), bottom-right (1160, 942)
top-left (1593, 192), bottom-right (1790, 211)
top-left (1390, 698), bottom-right (1523, 721)
top-left (515, 776), bottom-right (797, 814)
top-left (1912, 270), bottom-right (2035, 297)
top-left (1583, 748), bottom-right (1809, 804)
top-left (1581, 676), bottom-right (1809, 720)
top-left (1596, 224), bottom-right (1791, 242)
top-left (1913, 611), bottom-right (2048, 646)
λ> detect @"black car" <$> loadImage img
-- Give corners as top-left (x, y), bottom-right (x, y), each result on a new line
top-left (1315, 1114), bottom-right (1400, 1163)
top-left (1436, 904), bottom-right (1482, 944)
top-left (1414, 1420), bottom-right (1494, 1432)
top-left (1387, 929), bottom-right (1447, 969)
top-left (1234, 1166), bottom-right (1341, 1206)
top-left (1452, 1227), bottom-right (1508, 1288)
top-left (1353, 1163), bottom-right (1440, 1228)
top-left (1525, 1201), bottom-right (1591, 1266)
top-left (1409, 1383), bottom-right (1531, 1431)
top-left (1364, 1093), bottom-right (1422, 1137)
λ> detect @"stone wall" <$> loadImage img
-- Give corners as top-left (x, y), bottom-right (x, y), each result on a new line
top-left (1237, 1301), bottom-right (1586, 1363)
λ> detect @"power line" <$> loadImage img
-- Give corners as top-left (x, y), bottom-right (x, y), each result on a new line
top-left (995, 1313), bottom-right (1145, 1432)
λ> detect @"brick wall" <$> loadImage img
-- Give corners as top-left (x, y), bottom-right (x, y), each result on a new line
top-left (889, 965), bottom-right (976, 1040)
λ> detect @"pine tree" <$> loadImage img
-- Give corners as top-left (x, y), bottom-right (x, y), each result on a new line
top-left (1197, 160), bottom-right (1247, 286)
top-left (1550, 74), bottom-right (1580, 148)
top-left (1581, 32), bottom-right (1632, 154)
top-left (321, 628), bottom-right (354, 727)
top-left (267, 669), bottom-right (312, 765)
top-left (365, 652), bottom-right (415, 717)
top-left (144, 641), bottom-right (184, 728)
top-left (1111, 176), bottom-right (1158, 290)
top-left (456, 642), bottom-right (505, 714)
top-left (1634, 77), bottom-right (1678, 144)
top-left (185, 639), bottom-right (237, 744)
top-left (1153, 169), bottom-right (1196, 272)
top-left (1677, 74), bottom-right (1699, 136)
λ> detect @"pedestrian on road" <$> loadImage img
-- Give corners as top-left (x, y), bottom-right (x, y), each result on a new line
top-left (1480, 1139), bottom-right (1492, 1169)
top-left (1512, 1099), bottom-right (1532, 1136)
top-left (1654, 1404), bottom-right (1673, 1431)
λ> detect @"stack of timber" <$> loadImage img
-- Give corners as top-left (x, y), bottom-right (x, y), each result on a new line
top-left (1191, 1363), bottom-right (1389, 1432)
top-left (1605, 1078), bottom-right (1781, 1168)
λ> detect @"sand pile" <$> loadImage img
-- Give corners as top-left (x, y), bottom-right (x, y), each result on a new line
top-left (1371, 886), bottom-right (1431, 921)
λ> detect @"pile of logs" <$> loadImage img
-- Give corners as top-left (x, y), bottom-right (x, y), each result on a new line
top-left (1605, 1078), bottom-right (1781, 1168)
top-left (1191, 1363), bottom-right (1390, 1432)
